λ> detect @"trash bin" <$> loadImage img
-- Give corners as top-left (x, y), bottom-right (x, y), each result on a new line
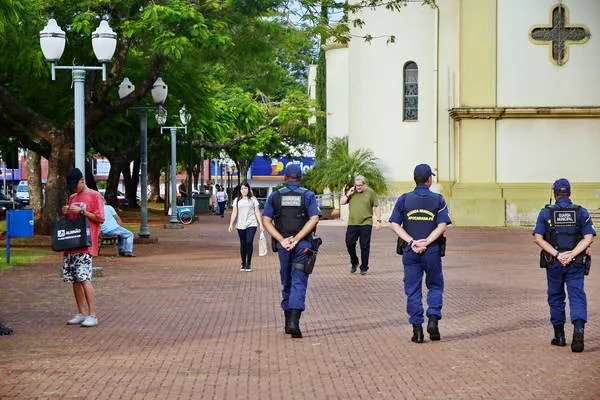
top-left (193, 193), bottom-right (210, 214)
top-left (7, 209), bottom-right (34, 237)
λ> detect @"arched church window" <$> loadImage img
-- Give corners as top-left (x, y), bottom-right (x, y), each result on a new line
top-left (403, 61), bottom-right (418, 121)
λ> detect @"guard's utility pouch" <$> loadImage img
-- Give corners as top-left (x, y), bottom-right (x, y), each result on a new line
top-left (396, 237), bottom-right (407, 255)
top-left (540, 250), bottom-right (554, 268)
top-left (575, 249), bottom-right (592, 276)
top-left (438, 236), bottom-right (447, 257)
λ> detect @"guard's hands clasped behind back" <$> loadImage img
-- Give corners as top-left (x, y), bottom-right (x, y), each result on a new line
top-left (557, 251), bottom-right (574, 266)
top-left (411, 239), bottom-right (428, 254)
top-left (280, 236), bottom-right (298, 251)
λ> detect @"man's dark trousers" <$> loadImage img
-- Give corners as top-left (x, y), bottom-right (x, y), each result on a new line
top-left (345, 225), bottom-right (373, 271)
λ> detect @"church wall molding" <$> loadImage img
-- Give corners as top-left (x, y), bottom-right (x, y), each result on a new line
top-left (449, 107), bottom-right (600, 120)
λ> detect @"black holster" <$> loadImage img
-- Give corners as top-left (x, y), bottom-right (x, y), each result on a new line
top-left (396, 238), bottom-right (407, 255)
top-left (539, 250), bottom-right (555, 268)
top-left (292, 236), bottom-right (322, 275)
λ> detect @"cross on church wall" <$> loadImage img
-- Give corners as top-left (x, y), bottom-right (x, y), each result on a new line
top-left (529, 4), bottom-right (590, 66)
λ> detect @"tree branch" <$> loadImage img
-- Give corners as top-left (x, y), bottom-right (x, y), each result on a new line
top-left (0, 84), bottom-right (68, 144)
top-left (190, 116), bottom-right (279, 150)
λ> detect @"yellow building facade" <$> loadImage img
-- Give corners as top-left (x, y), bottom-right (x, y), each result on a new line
top-left (325, 0), bottom-right (600, 226)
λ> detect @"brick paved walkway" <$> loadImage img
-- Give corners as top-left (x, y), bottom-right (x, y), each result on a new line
top-left (1, 213), bottom-right (599, 399)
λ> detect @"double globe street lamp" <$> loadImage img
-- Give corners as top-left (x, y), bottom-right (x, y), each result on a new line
top-left (39, 18), bottom-right (117, 173)
top-left (118, 77), bottom-right (168, 239)
top-left (161, 106), bottom-right (191, 228)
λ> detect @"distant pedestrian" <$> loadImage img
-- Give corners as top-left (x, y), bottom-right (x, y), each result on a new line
top-left (228, 182), bottom-right (264, 271)
top-left (389, 164), bottom-right (451, 343)
top-left (340, 175), bottom-right (381, 275)
top-left (533, 178), bottom-right (595, 352)
top-left (262, 164), bottom-right (321, 338)
top-left (216, 185), bottom-right (227, 218)
top-left (62, 168), bottom-right (105, 327)
top-left (101, 201), bottom-right (135, 257)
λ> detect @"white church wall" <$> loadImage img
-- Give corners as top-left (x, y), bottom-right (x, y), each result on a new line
top-left (497, 118), bottom-right (600, 182)
top-left (498, 0), bottom-right (600, 107)
top-left (436, 0), bottom-right (460, 183)
top-left (347, 4), bottom-right (437, 182)
top-left (325, 47), bottom-right (350, 139)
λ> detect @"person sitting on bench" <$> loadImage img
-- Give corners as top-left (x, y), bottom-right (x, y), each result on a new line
top-left (100, 201), bottom-right (135, 257)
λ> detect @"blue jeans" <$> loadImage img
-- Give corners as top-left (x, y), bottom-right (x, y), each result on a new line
top-left (103, 226), bottom-right (134, 253)
top-left (217, 201), bottom-right (226, 216)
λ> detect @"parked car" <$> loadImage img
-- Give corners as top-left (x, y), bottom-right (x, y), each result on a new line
top-left (0, 192), bottom-right (27, 220)
top-left (14, 181), bottom-right (30, 205)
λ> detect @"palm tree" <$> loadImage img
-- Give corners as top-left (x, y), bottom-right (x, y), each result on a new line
top-left (303, 137), bottom-right (387, 194)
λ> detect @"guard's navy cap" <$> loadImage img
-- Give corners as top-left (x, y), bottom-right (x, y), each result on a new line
top-left (553, 178), bottom-right (571, 195)
top-left (414, 163), bottom-right (435, 181)
top-left (284, 164), bottom-right (302, 179)
top-left (66, 168), bottom-right (84, 189)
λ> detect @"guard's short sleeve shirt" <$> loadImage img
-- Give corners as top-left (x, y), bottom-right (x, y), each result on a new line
top-left (389, 184), bottom-right (451, 226)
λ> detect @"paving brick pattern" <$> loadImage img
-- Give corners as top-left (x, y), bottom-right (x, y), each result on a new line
top-left (1, 214), bottom-right (599, 399)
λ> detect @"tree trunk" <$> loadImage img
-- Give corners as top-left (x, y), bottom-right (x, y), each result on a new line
top-left (237, 159), bottom-right (250, 183)
top-left (105, 155), bottom-right (127, 209)
top-left (85, 158), bottom-right (98, 192)
top-left (26, 150), bottom-right (43, 215)
top-left (39, 140), bottom-right (72, 234)
top-left (148, 162), bottom-right (162, 202)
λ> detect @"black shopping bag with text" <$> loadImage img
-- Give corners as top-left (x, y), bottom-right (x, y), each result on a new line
top-left (51, 217), bottom-right (92, 252)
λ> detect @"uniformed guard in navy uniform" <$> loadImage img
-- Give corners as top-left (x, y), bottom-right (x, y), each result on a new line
top-left (533, 178), bottom-right (595, 352)
top-left (389, 164), bottom-right (451, 343)
top-left (262, 164), bottom-right (321, 338)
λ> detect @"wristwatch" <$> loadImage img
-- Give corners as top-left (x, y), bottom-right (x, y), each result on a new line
top-left (79, 209), bottom-right (85, 216)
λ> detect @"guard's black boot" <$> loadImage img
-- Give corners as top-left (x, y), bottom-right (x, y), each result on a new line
top-left (288, 309), bottom-right (302, 338)
top-left (284, 310), bottom-right (292, 334)
top-left (571, 319), bottom-right (585, 353)
top-left (550, 324), bottom-right (566, 347)
top-left (411, 324), bottom-right (424, 343)
top-left (0, 324), bottom-right (13, 335)
top-left (427, 315), bottom-right (441, 341)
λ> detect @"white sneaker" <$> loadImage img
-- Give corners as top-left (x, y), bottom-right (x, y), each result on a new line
top-left (81, 315), bottom-right (99, 327)
top-left (67, 314), bottom-right (87, 325)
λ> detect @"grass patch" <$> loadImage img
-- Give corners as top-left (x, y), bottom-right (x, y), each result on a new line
top-left (0, 247), bottom-right (52, 272)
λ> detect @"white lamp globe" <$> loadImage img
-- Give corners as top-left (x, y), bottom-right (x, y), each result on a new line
top-left (39, 19), bottom-right (66, 62)
top-left (91, 20), bottom-right (117, 63)
top-left (179, 105), bottom-right (191, 126)
top-left (151, 77), bottom-right (168, 105)
top-left (155, 105), bottom-right (168, 126)
top-left (118, 77), bottom-right (135, 99)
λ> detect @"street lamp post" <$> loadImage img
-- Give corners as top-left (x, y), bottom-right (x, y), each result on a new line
top-left (39, 19), bottom-right (117, 172)
top-left (161, 105), bottom-right (191, 228)
top-left (118, 77), bottom-right (168, 239)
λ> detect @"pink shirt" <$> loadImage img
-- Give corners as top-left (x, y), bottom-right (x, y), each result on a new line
top-left (65, 189), bottom-right (105, 256)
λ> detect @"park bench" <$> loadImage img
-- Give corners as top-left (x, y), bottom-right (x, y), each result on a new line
top-left (99, 234), bottom-right (120, 256)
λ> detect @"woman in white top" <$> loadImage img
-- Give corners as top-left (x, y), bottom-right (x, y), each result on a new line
top-left (228, 182), bottom-right (264, 271)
